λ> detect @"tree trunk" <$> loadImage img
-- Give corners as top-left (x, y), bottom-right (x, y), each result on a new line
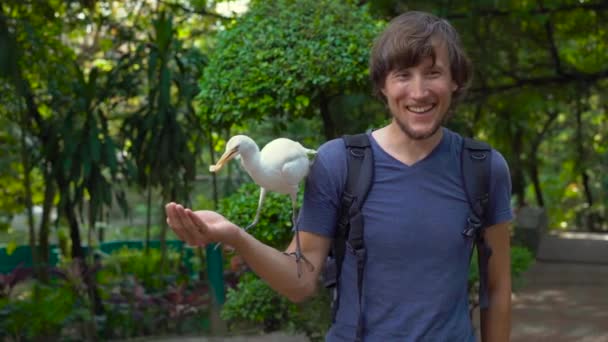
top-left (527, 110), bottom-right (558, 208)
top-left (20, 111), bottom-right (39, 277)
top-left (145, 180), bottom-right (152, 253)
top-left (158, 187), bottom-right (175, 277)
top-left (575, 97), bottom-right (593, 207)
top-left (319, 93), bottom-right (336, 140)
top-left (528, 160), bottom-right (544, 207)
top-left (65, 202), bottom-right (85, 260)
top-left (37, 169), bottom-right (55, 281)
top-left (511, 127), bottom-right (527, 207)
top-left (65, 200), bottom-right (104, 322)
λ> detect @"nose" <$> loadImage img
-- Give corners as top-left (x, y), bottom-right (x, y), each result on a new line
top-left (409, 75), bottom-right (428, 100)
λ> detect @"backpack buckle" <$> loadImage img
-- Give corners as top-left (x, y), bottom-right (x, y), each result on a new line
top-left (462, 216), bottom-right (482, 237)
top-left (347, 242), bottom-right (366, 259)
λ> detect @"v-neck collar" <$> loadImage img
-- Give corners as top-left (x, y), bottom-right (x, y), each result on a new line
top-left (368, 127), bottom-right (450, 169)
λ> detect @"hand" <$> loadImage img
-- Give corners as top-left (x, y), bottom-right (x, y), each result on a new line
top-left (165, 202), bottom-right (241, 248)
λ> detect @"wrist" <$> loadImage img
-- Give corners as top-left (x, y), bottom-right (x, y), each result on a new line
top-left (227, 225), bottom-right (248, 251)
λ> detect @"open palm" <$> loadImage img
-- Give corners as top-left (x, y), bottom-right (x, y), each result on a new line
top-left (165, 203), bottom-right (241, 247)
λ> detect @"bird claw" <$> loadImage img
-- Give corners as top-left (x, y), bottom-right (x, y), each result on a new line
top-left (213, 242), bottom-right (235, 254)
top-left (283, 251), bottom-right (315, 278)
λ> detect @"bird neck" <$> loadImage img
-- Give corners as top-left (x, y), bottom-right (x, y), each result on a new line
top-left (240, 150), bottom-right (264, 177)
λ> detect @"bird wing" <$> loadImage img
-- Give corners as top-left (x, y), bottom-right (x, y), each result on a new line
top-left (258, 138), bottom-right (314, 189)
top-left (281, 155), bottom-right (311, 186)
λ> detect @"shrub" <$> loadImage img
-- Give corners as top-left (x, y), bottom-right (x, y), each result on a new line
top-left (218, 182), bottom-right (297, 248)
top-left (97, 246), bottom-right (189, 290)
top-left (221, 273), bottom-right (331, 342)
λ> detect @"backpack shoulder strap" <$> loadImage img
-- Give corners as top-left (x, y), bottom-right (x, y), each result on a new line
top-left (461, 137), bottom-right (491, 220)
top-left (340, 133), bottom-right (373, 341)
top-left (337, 133), bottom-right (373, 260)
top-left (325, 133), bottom-right (373, 336)
top-left (460, 137), bottom-right (493, 310)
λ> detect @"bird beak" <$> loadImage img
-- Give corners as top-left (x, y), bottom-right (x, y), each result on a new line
top-left (209, 147), bottom-right (238, 172)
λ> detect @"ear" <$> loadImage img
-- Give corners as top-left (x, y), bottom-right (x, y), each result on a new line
top-left (451, 80), bottom-right (458, 92)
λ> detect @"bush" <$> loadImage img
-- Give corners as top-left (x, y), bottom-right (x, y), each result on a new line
top-left (219, 182), bottom-right (331, 340)
top-left (221, 273), bottom-right (331, 342)
top-left (218, 182), bottom-right (297, 248)
top-left (221, 273), bottom-right (292, 332)
top-left (97, 246), bottom-right (190, 290)
top-left (0, 281), bottom-right (85, 340)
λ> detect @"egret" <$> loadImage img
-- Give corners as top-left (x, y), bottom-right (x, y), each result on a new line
top-left (209, 135), bottom-right (317, 277)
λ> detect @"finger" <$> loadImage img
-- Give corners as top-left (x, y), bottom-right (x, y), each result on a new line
top-left (185, 209), bottom-right (211, 245)
top-left (167, 215), bottom-right (190, 243)
top-left (185, 209), bottom-right (210, 234)
top-left (165, 203), bottom-right (191, 242)
top-left (175, 205), bottom-right (199, 245)
top-left (165, 202), bottom-right (179, 228)
top-left (171, 204), bottom-right (199, 246)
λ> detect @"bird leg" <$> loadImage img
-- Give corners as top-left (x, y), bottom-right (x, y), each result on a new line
top-left (214, 187), bottom-right (266, 251)
top-left (283, 198), bottom-right (315, 278)
top-left (245, 187), bottom-right (266, 231)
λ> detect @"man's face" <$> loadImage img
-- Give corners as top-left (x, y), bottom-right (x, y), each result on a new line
top-left (381, 42), bottom-right (458, 140)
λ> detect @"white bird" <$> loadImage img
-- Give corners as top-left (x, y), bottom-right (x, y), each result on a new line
top-left (209, 135), bottom-right (317, 277)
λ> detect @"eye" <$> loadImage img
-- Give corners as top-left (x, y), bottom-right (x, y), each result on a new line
top-left (394, 71), bottom-right (410, 80)
top-left (427, 69), bottom-right (442, 77)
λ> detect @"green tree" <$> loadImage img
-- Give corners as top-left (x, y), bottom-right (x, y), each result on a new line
top-left (367, 0), bottom-right (608, 228)
top-left (198, 0), bottom-right (382, 140)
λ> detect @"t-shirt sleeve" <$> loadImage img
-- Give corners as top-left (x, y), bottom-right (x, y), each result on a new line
top-left (486, 149), bottom-right (514, 227)
top-left (296, 139), bottom-right (347, 238)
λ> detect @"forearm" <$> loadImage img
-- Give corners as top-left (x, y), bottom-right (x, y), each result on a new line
top-left (231, 229), bottom-right (319, 302)
top-left (480, 288), bottom-right (511, 342)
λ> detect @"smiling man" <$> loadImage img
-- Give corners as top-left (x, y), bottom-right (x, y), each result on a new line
top-left (165, 10), bottom-right (513, 342)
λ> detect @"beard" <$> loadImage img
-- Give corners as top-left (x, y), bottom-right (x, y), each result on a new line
top-left (393, 113), bottom-right (447, 140)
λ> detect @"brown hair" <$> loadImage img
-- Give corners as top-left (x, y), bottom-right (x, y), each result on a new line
top-left (370, 11), bottom-right (472, 104)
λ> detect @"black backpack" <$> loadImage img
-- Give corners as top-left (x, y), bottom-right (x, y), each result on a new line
top-left (321, 133), bottom-right (493, 342)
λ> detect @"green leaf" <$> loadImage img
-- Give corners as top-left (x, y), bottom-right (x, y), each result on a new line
top-left (6, 240), bottom-right (17, 255)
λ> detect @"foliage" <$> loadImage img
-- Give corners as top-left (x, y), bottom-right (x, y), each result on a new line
top-left (510, 246), bottom-right (535, 288)
top-left (97, 246), bottom-right (189, 290)
top-left (221, 273), bottom-right (293, 332)
top-left (198, 0), bottom-right (382, 138)
top-left (0, 248), bottom-right (211, 340)
top-left (468, 245), bottom-right (535, 316)
top-left (221, 272), bottom-right (331, 341)
top-left (96, 246), bottom-right (210, 339)
top-left (0, 280), bottom-right (87, 340)
top-left (99, 275), bottom-right (210, 339)
top-left (0, 262), bottom-right (96, 341)
top-left (218, 182), bottom-right (298, 247)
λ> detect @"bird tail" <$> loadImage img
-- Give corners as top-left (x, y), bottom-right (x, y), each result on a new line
top-left (305, 148), bottom-right (317, 164)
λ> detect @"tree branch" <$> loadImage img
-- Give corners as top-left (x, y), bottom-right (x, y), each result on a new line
top-left (538, 0), bottom-right (565, 76)
top-left (158, 0), bottom-right (231, 21)
top-left (470, 69), bottom-right (608, 95)
top-left (447, 2), bottom-right (607, 20)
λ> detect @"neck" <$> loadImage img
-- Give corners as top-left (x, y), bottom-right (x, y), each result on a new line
top-left (240, 149), bottom-right (263, 177)
top-left (372, 121), bottom-right (444, 166)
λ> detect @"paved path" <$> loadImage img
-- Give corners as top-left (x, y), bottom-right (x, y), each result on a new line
top-left (511, 232), bottom-right (608, 342)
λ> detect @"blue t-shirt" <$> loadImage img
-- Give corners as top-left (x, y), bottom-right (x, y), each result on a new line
top-left (297, 127), bottom-right (513, 341)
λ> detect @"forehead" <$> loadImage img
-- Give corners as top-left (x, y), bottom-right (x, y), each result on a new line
top-left (387, 36), bottom-right (451, 72)
top-left (394, 40), bottom-right (450, 72)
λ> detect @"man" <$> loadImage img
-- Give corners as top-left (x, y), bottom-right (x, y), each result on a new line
top-left (166, 11), bottom-right (512, 341)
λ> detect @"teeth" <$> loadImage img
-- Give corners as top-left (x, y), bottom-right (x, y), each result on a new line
top-left (407, 105), bottom-right (434, 113)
